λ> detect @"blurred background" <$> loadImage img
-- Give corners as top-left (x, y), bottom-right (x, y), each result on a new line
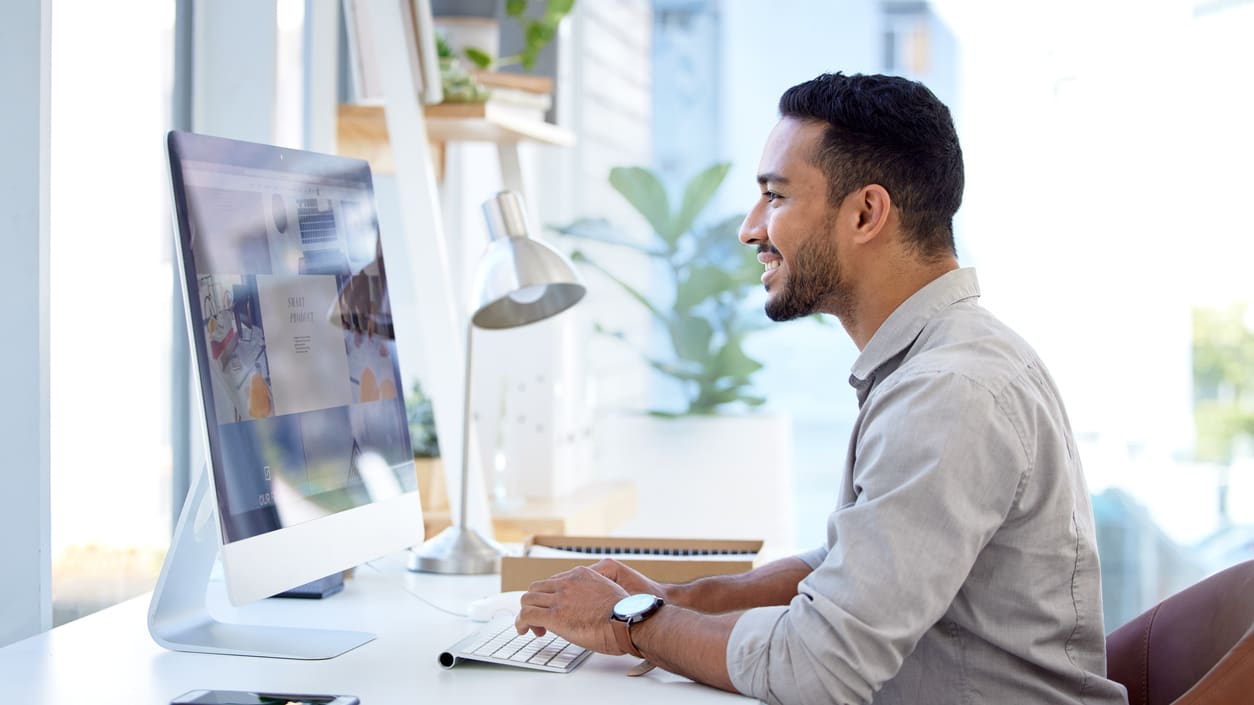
top-left (46, 0), bottom-right (1254, 634)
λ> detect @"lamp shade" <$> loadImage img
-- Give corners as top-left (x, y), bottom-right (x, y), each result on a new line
top-left (471, 192), bottom-right (585, 329)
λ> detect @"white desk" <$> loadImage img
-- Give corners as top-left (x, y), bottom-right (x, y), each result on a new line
top-left (0, 555), bottom-right (752, 704)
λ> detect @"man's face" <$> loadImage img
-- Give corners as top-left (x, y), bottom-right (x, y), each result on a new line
top-left (739, 118), bottom-right (851, 322)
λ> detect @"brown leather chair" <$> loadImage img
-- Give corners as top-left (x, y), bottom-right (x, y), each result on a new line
top-left (1106, 559), bottom-right (1254, 704)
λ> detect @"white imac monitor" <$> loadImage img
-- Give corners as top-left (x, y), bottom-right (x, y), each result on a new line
top-left (149, 131), bottom-right (424, 659)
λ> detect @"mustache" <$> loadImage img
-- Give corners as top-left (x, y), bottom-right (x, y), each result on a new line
top-left (757, 245), bottom-right (781, 256)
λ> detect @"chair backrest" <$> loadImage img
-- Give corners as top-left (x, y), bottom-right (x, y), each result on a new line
top-left (1106, 559), bottom-right (1254, 705)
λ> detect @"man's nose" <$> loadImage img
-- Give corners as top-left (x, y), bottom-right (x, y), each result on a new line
top-left (738, 202), bottom-right (766, 247)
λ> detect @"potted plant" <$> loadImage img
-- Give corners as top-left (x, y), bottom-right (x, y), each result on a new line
top-left (552, 162), bottom-right (769, 416)
top-left (435, 0), bottom-right (575, 101)
top-left (406, 380), bottom-right (447, 516)
top-left (466, 0), bottom-right (574, 72)
top-left (553, 163), bottom-right (799, 551)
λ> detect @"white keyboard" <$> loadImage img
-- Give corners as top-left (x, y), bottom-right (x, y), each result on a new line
top-left (439, 623), bottom-right (591, 673)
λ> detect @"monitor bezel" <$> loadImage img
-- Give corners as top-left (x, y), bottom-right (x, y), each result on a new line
top-left (166, 130), bottom-right (422, 605)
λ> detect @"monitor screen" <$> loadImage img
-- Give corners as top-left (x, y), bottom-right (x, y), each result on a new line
top-left (168, 131), bottom-right (415, 546)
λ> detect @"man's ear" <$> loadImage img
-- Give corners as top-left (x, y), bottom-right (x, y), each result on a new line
top-left (850, 184), bottom-right (892, 245)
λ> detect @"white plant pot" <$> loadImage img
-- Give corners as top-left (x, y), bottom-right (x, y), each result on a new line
top-left (471, 315), bottom-right (591, 505)
top-left (433, 16), bottom-right (499, 67)
top-left (595, 413), bottom-right (795, 556)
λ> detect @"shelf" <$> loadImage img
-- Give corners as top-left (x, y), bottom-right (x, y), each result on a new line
top-left (336, 103), bottom-right (575, 176)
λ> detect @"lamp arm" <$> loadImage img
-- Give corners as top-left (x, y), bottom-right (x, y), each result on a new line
top-left (456, 319), bottom-right (475, 530)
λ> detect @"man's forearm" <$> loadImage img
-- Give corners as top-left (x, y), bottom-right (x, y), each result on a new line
top-left (631, 605), bottom-right (742, 693)
top-left (668, 556), bottom-right (811, 613)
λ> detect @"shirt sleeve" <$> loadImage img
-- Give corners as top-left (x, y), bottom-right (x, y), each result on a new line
top-left (793, 545), bottom-right (827, 570)
top-left (726, 370), bottom-right (1030, 705)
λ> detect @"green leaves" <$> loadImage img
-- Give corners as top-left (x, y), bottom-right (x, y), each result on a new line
top-left (553, 218), bottom-right (667, 257)
top-left (556, 162), bottom-right (772, 416)
top-left (675, 265), bottom-right (734, 312)
top-left (609, 167), bottom-right (673, 242)
top-left (545, 0), bottom-right (576, 18)
top-left (1192, 302), bottom-right (1254, 463)
top-left (672, 163), bottom-right (731, 245)
top-left (607, 163), bottom-right (732, 249)
top-left (502, 0), bottom-right (575, 71)
top-left (669, 314), bottom-right (713, 365)
top-left (463, 46), bottom-right (493, 69)
top-left (570, 249), bottom-right (666, 323)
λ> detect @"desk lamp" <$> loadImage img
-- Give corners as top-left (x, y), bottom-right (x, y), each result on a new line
top-left (408, 190), bottom-right (585, 574)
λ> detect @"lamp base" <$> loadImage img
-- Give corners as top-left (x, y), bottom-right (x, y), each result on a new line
top-left (407, 525), bottom-right (504, 574)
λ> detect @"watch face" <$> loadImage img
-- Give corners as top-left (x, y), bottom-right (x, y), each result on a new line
top-left (614, 593), bottom-right (660, 618)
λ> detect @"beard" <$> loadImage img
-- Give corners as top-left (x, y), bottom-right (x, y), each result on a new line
top-left (763, 227), bottom-right (854, 323)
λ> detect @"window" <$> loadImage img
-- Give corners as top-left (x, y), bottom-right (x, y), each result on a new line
top-left (48, 0), bottom-right (308, 626)
top-left (648, 0), bottom-right (1254, 630)
top-left (49, 0), bottom-right (178, 625)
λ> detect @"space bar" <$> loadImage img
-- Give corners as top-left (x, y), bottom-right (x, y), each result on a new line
top-left (546, 648), bottom-right (582, 667)
top-left (522, 642), bottom-right (568, 664)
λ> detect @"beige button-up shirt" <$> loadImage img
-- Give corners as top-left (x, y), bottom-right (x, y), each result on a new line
top-left (726, 268), bottom-right (1128, 705)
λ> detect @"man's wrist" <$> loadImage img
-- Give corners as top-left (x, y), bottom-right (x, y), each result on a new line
top-left (629, 603), bottom-right (666, 656)
top-left (610, 594), bottom-right (665, 658)
top-left (661, 580), bottom-right (690, 608)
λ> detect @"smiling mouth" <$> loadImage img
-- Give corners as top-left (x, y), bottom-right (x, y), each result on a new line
top-left (761, 259), bottom-right (781, 288)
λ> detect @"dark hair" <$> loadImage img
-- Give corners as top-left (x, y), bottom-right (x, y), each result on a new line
top-left (778, 72), bottom-right (964, 259)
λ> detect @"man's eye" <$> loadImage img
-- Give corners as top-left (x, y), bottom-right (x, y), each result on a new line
top-left (763, 190), bottom-right (780, 202)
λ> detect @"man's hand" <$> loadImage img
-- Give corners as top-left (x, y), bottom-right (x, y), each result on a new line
top-left (588, 558), bottom-right (670, 601)
top-left (515, 566), bottom-right (631, 655)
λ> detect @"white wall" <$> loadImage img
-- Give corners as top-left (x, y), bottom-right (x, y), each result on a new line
top-left (715, 0), bottom-right (880, 221)
top-left (426, 0), bottom-right (657, 500)
top-left (193, 0), bottom-right (278, 142)
top-left (558, 0), bottom-right (656, 415)
top-left (932, 0), bottom-right (1197, 454)
top-left (0, 0), bottom-right (52, 647)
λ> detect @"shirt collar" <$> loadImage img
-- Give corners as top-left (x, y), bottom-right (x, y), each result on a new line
top-left (848, 267), bottom-right (981, 394)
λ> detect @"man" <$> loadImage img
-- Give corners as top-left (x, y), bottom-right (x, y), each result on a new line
top-left (515, 72), bottom-right (1128, 705)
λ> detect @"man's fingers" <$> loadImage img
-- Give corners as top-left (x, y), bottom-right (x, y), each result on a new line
top-left (519, 590), bottom-right (555, 608)
top-left (589, 558), bottom-right (625, 579)
top-left (526, 577), bottom-right (562, 594)
top-left (515, 590), bottom-right (555, 635)
top-left (514, 622), bottom-right (548, 637)
top-left (514, 603), bottom-right (551, 636)
top-left (528, 566), bottom-right (605, 595)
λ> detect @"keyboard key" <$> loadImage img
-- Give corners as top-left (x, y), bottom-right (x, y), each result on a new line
top-left (444, 623), bottom-right (590, 672)
top-left (532, 644), bottom-right (564, 664)
top-left (492, 635), bottom-right (534, 659)
top-left (549, 647), bottom-right (580, 668)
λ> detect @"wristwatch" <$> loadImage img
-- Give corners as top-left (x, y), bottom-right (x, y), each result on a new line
top-left (609, 593), bottom-right (665, 658)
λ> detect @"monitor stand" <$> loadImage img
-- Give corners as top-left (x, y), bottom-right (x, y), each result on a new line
top-left (147, 464), bottom-right (375, 659)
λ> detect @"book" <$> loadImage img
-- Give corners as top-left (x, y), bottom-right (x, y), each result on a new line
top-left (423, 99), bottom-right (546, 124)
top-left (484, 87), bottom-right (552, 112)
top-left (342, 0), bottom-right (384, 103)
top-left (501, 535), bottom-right (763, 591)
top-left (472, 70), bottom-right (555, 96)
top-left (410, 0), bottom-right (443, 105)
top-left (342, 0), bottom-right (442, 105)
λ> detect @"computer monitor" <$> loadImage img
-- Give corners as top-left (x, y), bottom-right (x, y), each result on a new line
top-left (149, 131), bottom-right (424, 659)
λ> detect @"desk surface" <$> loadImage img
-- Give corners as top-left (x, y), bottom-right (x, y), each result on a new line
top-left (0, 555), bottom-right (751, 704)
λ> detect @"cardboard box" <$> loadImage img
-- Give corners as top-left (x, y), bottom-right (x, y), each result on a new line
top-left (501, 535), bottom-right (763, 592)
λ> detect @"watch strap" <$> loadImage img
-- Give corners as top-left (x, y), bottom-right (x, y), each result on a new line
top-left (610, 615), bottom-right (643, 658)
top-left (610, 595), bottom-right (664, 658)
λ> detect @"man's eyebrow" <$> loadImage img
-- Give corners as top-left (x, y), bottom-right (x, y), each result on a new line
top-left (757, 172), bottom-right (789, 186)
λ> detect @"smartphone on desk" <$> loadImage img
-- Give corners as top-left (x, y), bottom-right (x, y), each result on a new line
top-left (171, 689), bottom-right (359, 705)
